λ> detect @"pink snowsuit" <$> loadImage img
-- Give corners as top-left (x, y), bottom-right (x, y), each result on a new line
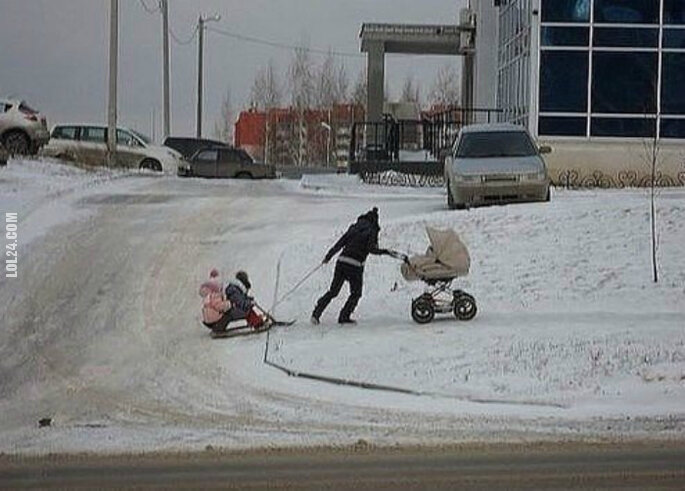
top-left (199, 279), bottom-right (232, 325)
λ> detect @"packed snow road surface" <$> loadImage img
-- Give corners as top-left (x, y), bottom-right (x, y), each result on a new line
top-left (1, 160), bottom-right (684, 455)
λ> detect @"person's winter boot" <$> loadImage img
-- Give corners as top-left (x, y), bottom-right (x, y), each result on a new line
top-left (338, 317), bottom-right (357, 325)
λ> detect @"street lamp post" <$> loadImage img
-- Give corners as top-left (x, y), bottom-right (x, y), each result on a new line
top-left (196, 13), bottom-right (221, 138)
top-left (320, 121), bottom-right (331, 168)
top-left (107, 0), bottom-right (118, 167)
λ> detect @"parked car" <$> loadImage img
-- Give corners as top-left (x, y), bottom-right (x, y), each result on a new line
top-left (444, 123), bottom-right (551, 210)
top-left (163, 136), bottom-right (229, 160)
top-left (0, 98), bottom-right (50, 155)
top-left (41, 124), bottom-right (183, 172)
top-left (0, 142), bottom-right (7, 166)
top-left (178, 146), bottom-right (276, 179)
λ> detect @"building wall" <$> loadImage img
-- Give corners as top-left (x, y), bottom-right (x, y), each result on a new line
top-left (536, 0), bottom-right (685, 141)
top-left (540, 138), bottom-right (685, 186)
top-left (497, 0), bottom-right (533, 127)
top-left (470, 0), bottom-right (499, 117)
top-left (492, 0), bottom-right (685, 185)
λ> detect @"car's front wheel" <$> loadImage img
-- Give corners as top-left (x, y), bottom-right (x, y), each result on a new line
top-left (140, 159), bottom-right (162, 172)
top-left (3, 130), bottom-right (31, 155)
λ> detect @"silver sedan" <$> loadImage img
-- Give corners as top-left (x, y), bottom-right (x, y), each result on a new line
top-left (444, 123), bottom-right (551, 210)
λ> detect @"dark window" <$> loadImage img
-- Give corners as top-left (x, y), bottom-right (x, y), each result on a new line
top-left (594, 0), bottom-right (659, 24)
top-left (664, 0), bottom-right (685, 25)
top-left (591, 117), bottom-right (655, 137)
top-left (237, 149), bottom-right (254, 163)
top-left (540, 51), bottom-right (588, 112)
top-left (52, 126), bottom-right (78, 140)
top-left (456, 131), bottom-right (537, 158)
top-left (541, 0), bottom-right (590, 23)
top-left (116, 130), bottom-right (138, 146)
top-left (662, 54), bottom-right (685, 115)
top-left (539, 116), bottom-right (587, 136)
top-left (660, 119), bottom-right (685, 139)
top-left (220, 149), bottom-right (241, 163)
top-left (664, 29), bottom-right (685, 49)
top-left (541, 27), bottom-right (589, 46)
top-left (195, 149), bottom-right (218, 162)
top-left (18, 102), bottom-right (37, 114)
top-left (592, 52), bottom-right (657, 113)
top-left (593, 27), bottom-right (658, 48)
top-left (81, 127), bottom-right (106, 143)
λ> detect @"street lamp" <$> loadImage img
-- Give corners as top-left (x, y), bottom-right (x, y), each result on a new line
top-left (196, 13), bottom-right (221, 138)
top-left (320, 121), bottom-right (332, 168)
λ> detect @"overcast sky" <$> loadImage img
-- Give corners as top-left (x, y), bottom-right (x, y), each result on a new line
top-left (0, 0), bottom-right (464, 141)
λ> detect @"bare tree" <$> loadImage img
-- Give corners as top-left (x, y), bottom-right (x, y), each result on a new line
top-left (334, 62), bottom-right (349, 104)
top-left (351, 68), bottom-right (367, 108)
top-left (249, 60), bottom-right (282, 163)
top-left (213, 88), bottom-right (233, 144)
top-left (429, 64), bottom-right (460, 107)
top-left (288, 43), bottom-right (315, 165)
top-left (400, 74), bottom-right (421, 105)
top-left (315, 50), bottom-right (337, 108)
top-left (249, 59), bottom-right (282, 110)
top-left (643, 119), bottom-right (661, 283)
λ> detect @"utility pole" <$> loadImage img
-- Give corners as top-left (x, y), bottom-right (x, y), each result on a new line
top-left (161, 0), bottom-right (170, 139)
top-left (107, 0), bottom-right (118, 167)
top-left (196, 13), bottom-right (220, 138)
top-left (196, 16), bottom-right (204, 138)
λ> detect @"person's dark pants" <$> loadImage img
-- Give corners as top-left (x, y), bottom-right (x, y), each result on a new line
top-left (313, 261), bottom-right (363, 322)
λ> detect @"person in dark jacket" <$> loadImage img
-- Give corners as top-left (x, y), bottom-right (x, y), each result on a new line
top-left (223, 271), bottom-right (265, 329)
top-left (311, 207), bottom-right (389, 325)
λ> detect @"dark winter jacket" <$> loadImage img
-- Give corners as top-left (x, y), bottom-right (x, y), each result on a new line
top-left (225, 281), bottom-right (254, 318)
top-left (324, 212), bottom-right (384, 266)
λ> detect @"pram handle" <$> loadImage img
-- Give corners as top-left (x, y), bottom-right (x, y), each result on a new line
top-left (384, 249), bottom-right (410, 263)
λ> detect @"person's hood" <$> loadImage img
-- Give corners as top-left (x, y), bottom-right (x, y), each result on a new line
top-left (357, 207), bottom-right (379, 229)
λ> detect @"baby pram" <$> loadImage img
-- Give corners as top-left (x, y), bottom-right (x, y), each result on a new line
top-left (388, 226), bottom-right (477, 324)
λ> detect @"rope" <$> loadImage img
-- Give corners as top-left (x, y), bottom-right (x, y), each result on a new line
top-left (272, 262), bottom-right (324, 310)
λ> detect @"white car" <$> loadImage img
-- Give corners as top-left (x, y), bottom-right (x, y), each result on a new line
top-left (41, 124), bottom-right (183, 172)
top-left (0, 98), bottom-right (50, 155)
top-left (444, 123), bottom-right (551, 209)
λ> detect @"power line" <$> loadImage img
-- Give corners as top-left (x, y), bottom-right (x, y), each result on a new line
top-left (138, 0), bottom-right (160, 14)
top-left (206, 26), bottom-right (364, 59)
top-left (170, 24), bottom-right (199, 45)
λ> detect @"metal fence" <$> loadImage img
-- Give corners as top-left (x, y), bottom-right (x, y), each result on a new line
top-left (348, 107), bottom-right (501, 187)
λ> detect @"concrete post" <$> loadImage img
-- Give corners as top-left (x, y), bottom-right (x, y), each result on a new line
top-left (107, 0), bottom-right (118, 167)
top-left (366, 41), bottom-right (385, 125)
top-left (161, 0), bottom-right (170, 139)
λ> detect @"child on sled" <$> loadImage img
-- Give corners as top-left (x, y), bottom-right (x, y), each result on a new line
top-left (199, 269), bottom-right (266, 332)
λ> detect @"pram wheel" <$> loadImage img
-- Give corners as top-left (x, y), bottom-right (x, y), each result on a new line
top-left (411, 296), bottom-right (435, 324)
top-left (453, 292), bottom-right (477, 321)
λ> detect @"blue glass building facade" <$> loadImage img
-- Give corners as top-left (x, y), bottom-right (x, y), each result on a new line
top-left (498, 0), bottom-right (685, 140)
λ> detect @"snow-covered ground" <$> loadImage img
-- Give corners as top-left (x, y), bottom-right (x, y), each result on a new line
top-left (1, 159), bottom-right (684, 455)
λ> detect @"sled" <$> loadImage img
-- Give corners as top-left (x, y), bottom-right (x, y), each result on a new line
top-left (209, 318), bottom-right (295, 339)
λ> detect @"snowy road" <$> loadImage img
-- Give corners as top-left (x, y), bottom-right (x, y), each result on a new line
top-left (1, 161), bottom-right (684, 454)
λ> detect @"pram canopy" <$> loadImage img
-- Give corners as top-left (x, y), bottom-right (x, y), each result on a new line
top-left (401, 226), bottom-right (470, 281)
